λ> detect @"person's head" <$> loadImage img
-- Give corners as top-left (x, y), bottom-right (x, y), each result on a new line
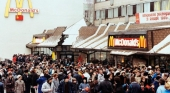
top-left (165, 77), bottom-right (170, 90)
top-left (8, 72), bottom-right (13, 78)
top-left (72, 78), bottom-right (77, 84)
top-left (47, 77), bottom-right (53, 84)
top-left (99, 69), bottom-right (103, 74)
top-left (53, 73), bottom-right (58, 79)
top-left (83, 77), bottom-right (87, 83)
top-left (17, 75), bottom-right (22, 80)
top-left (131, 77), bottom-right (136, 82)
top-left (159, 78), bottom-right (165, 85)
top-left (24, 70), bottom-right (29, 75)
top-left (64, 76), bottom-right (69, 82)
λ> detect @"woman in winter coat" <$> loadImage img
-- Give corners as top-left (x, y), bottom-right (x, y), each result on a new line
top-left (41, 77), bottom-right (53, 93)
top-left (79, 77), bottom-right (90, 93)
top-left (37, 73), bottom-right (47, 93)
top-left (51, 73), bottom-right (59, 93)
top-left (5, 72), bottom-right (15, 93)
top-left (15, 75), bottom-right (25, 93)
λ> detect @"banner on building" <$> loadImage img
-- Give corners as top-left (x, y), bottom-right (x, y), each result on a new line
top-left (136, 10), bottom-right (170, 24)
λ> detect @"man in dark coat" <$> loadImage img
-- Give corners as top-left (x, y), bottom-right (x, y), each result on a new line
top-left (57, 76), bottom-right (74, 93)
top-left (22, 70), bottom-right (31, 93)
top-left (98, 73), bottom-right (114, 93)
top-left (0, 75), bottom-right (4, 93)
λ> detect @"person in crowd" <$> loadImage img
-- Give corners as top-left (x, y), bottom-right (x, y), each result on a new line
top-left (156, 78), bottom-right (166, 93)
top-left (98, 73), bottom-right (114, 93)
top-left (163, 77), bottom-right (170, 93)
top-left (152, 68), bottom-right (161, 82)
top-left (153, 76), bottom-right (161, 92)
top-left (0, 75), bottom-right (4, 93)
top-left (57, 75), bottom-right (74, 93)
top-left (72, 78), bottom-right (79, 93)
top-left (73, 68), bottom-right (82, 85)
top-left (41, 77), bottom-right (53, 93)
top-left (37, 73), bottom-right (47, 93)
top-left (128, 77), bottom-right (141, 93)
top-left (83, 69), bottom-right (90, 82)
top-left (44, 69), bottom-right (51, 80)
top-left (51, 73), bottom-right (59, 93)
top-left (30, 69), bottom-right (39, 93)
top-left (6, 72), bottom-right (15, 93)
top-left (97, 68), bottom-right (105, 84)
top-left (15, 75), bottom-right (25, 93)
top-left (79, 77), bottom-right (90, 93)
top-left (22, 70), bottom-right (31, 93)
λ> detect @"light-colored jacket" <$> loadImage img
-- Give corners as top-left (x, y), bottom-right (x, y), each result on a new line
top-left (41, 81), bottom-right (52, 93)
top-left (51, 78), bottom-right (59, 93)
top-left (15, 80), bottom-right (25, 93)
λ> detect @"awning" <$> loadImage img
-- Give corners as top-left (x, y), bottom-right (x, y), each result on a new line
top-left (157, 43), bottom-right (170, 54)
top-left (63, 19), bottom-right (87, 45)
top-left (148, 34), bottom-right (170, 54)
top-left (63, 34), bottom-right (78, 45)
top-left (37, 36), bottom-right (61, 47)
top-left (26, 42), bottom-right (38, 48)
top-left (37, 27), bottom-right (66, 47)
top-left (110, 50), bottom-right (137, 56)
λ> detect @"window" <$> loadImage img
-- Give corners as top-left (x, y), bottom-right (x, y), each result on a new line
top-left (154, 1), bottom-right (160, 11)
top-left (101, 9), bottom-right (108, 19)
top-left (114, 8), bottom-right (118, 17)
top-left (133, 5), bottom-right (136, 15)
top-left (84, 10), bottom-right (88, 19)
top-left (108, 9), bottom-right (114, 18)
top-left (137, 3), bottom-right (143, 13)
top-left (161, 0), bottom-right (168, 10)
top-left (121, 6), bottom-right (126, 16)
top-left (127, 5), bottom-right (133, 15)
top-left (144, 2), bottom-right (150, 12)
top-left (150, 2), bottom-right (154, 12)
top-left (101, 10), bottom-right (105, 19)
top-left (118, 7), bottom-right (121, 17)
top-left (95, 10), bottom-right (100, 20)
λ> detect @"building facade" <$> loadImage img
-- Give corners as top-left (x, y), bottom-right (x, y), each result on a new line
top-left (92, 0), bottom-right (170, 25)
top-left (0, 0), bottom-right (84, 60)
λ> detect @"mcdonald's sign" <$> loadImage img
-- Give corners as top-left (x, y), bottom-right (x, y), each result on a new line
top-left (108, 35), bottom-right (147, 49)
top-left (4, 0), bottom-right (39, 20)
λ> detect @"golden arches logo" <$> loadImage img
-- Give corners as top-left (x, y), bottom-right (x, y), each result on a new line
top-left (108, 36), bottom-right (114, 47)
top-left (138, 36), bottom-right (147, 48)
top-left (4, 0), bottom-right (35, 18)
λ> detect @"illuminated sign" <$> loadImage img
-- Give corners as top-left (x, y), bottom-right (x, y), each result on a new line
top-left (108, 36), bottom-right (147, 49)
top-left (32, 37), bottom-right (45, 44)
top-left (4, 0), bottom-right (39, 20)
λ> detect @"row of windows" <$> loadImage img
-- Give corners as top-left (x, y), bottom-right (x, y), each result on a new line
top-left (95, 0), bottom-right (170, 20)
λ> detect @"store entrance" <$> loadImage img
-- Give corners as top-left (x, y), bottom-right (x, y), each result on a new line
top-left (60, 54), bottom-right (74, 62)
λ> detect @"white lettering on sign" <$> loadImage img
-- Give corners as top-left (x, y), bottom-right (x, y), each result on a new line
top-left (114, 38), bottom-right (139, 47)
top-left (9, 8), bottom-right (39, 13)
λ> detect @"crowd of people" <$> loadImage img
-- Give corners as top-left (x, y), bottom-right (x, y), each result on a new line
top-left (0, 54), bottom-right (170, 93)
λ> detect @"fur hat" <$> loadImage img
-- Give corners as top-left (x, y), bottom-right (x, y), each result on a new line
top-left (17, 75), bottom-right (22, 79)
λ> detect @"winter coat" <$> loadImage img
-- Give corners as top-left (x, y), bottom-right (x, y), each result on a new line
top-left (5, 77), bottom-right (15, 93)
top-left (51, 78), bottom-right (59, 93)
top-left (37, 76), bottom-right (47, 93)
top-left (41, 81), bottom-right (52, 93)
top-left (79, 83), bottom-right (90, 93)
top-left (15, 80), bottom-right (25, 93)
top-left (57, 81), bottom-right (74, 93)
top-left (0, 82), bottom-right (4, 93)
top-left (128, 82), bottom-right (141, 93)
top-left (22, 74), bottom-right (31, 93)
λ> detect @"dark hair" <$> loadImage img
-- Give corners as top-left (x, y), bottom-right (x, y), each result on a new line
top-left (159, 78), bottom-right (165, 85)
top-left (47, 77), bottom-right (53, 83)
top-left (131, 77), bottom-right (135, 82)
